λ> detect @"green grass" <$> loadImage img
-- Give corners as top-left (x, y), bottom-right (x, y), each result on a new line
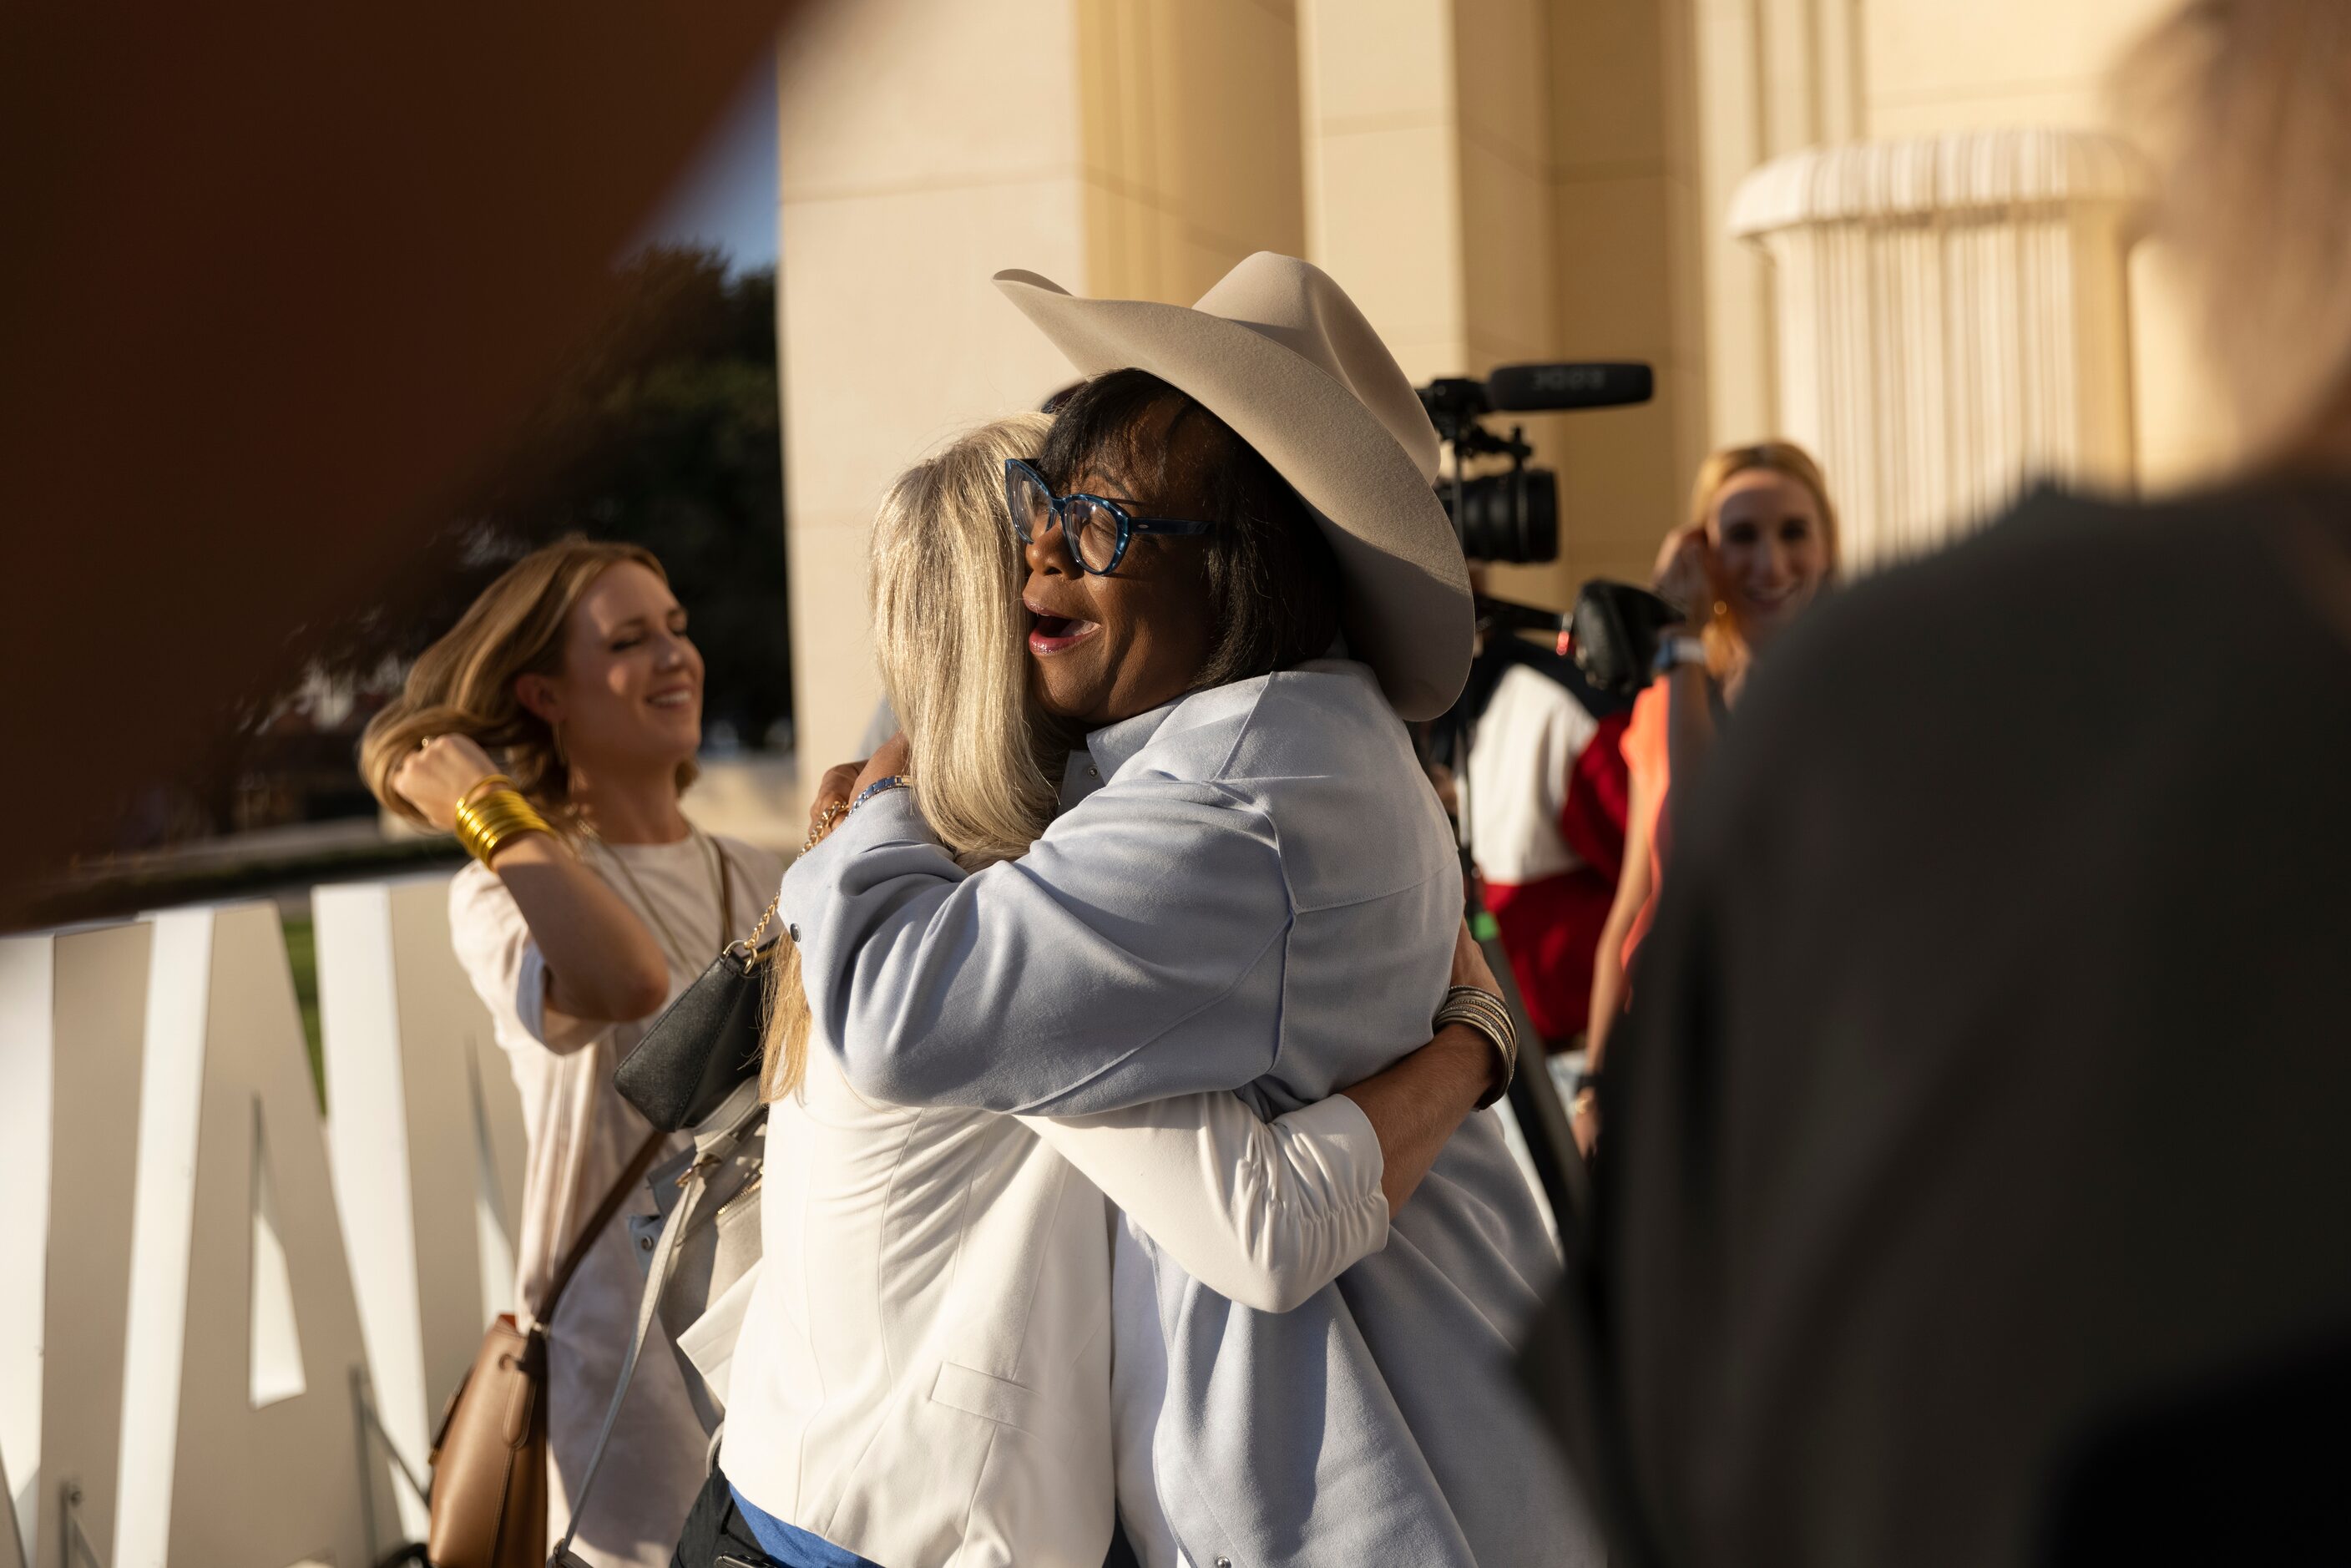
top-left (281, 911), bottom-right (326, 1111)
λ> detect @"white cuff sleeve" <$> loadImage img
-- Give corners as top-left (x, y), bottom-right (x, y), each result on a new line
top-left (1023, 1090), bottom-right (1390, 1314)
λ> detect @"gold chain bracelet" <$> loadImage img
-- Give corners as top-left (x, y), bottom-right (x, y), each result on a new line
top-left (802, 800), bottom-right (847, 853)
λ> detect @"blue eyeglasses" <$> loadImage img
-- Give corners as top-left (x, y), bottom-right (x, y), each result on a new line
top-left (1004, 458), bottom-right (1215, 576)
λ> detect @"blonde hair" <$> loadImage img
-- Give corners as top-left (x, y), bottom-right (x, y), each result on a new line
top-left (360, 538), bottom-right (695, 832)
top-left (2117, 0), bottom-right (2351, 463)
top-left (1686, 440), bottom-right (1841, 673)
top-left (759, 413), bottom-right (1062, 1100)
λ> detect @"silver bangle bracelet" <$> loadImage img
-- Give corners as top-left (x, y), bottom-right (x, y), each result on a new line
top-left (1433, 985), bottom-right (1517, 1109)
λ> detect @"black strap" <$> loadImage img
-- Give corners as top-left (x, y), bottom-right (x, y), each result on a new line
top-left (538, 1128), bottom-right (665, 1323)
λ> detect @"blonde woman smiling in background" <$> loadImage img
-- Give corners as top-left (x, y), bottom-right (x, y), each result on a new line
top-left (361, 540), bottom-right (784, 1568)
top-left (687, 413), bottom-right (1520, 1568)
top-left (1584, 443), bottom-right (1840, 1110)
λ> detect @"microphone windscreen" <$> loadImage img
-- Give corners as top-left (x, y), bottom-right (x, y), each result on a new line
top-left (1484, 362), bottom-right (1654, 412)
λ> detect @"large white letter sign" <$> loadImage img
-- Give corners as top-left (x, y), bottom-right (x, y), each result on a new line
top-left (0, 922), bottom-right (150, 1568)
top-left (114, 903), bottom-right (374, 1568)
top-left (315, 873), bottom-right (527, 1540)
top-left (0, 1449), bottom-right (22, 1568)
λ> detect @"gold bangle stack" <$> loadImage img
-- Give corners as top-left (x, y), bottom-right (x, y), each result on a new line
top-left (453, 779), bottom-right (554, 866)
top-left (1433, 984), bottom-right (1519, 1110)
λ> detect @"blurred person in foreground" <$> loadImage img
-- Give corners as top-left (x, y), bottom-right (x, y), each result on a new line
top-left (689, 414), bottom-right (1521, 1568)
top-left (362, 540), bottom-right (786, 1568)
top-left (771, 255), bottom-right (1598, 1568)
top-left (1580, 443), bottom-right (1839, 1134)
top-left (1534, 3), bottom-right (2351, 1563)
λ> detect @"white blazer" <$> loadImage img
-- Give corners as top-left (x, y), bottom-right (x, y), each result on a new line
top-left (723, 1045), bottom-right (1391, 1568)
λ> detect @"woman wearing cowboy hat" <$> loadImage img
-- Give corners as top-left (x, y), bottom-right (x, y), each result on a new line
top-left (680, 412), bottom-right (1533, 1568)
top-left (730, 255), bottom-right (1598, 1568)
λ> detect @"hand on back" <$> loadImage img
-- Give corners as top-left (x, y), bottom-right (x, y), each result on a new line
top-left (806, 732), bottom-right (913, 845)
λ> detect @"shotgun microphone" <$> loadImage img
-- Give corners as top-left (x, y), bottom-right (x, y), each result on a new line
top-left (1482, 362), bottom-right (1653, 412)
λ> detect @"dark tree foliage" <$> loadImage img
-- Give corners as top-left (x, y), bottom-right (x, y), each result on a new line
top-left (314, 244), bottom-right (791, 747)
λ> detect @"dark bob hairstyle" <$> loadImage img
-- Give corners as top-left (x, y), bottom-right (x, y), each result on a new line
top-left (1037, 367), bottom-right (1343, 692)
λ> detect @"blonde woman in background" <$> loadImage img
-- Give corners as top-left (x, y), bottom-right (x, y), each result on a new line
top-left (1583, 442), bottom-right (1840, 1094)
top-left (361, 539), bottom-right (785, 1568)
top-left (688, 414), bottom-right (1525, 1568)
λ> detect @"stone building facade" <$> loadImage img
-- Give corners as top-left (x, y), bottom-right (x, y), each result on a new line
top-left (771, 0), bottom-right (2220, 793)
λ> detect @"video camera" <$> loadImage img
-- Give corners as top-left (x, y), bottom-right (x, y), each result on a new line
top-left (1415, 362), bottom-right (1653, 564)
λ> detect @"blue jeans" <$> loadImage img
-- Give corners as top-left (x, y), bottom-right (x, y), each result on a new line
top-left (668, 1467), bottom-right (882, 1568)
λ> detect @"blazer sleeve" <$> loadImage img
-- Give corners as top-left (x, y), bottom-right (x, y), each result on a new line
top-left (777, 780), bottom-right (1294, 1115)
top-left (1019, 1093), bottom-right (1390, 1313)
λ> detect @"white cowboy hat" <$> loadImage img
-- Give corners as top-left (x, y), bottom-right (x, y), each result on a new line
top-left (993, 252), bottom-right (1473, 721)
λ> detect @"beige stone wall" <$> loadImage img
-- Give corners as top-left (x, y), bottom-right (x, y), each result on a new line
top-left (773, 0), bottom-right (2231, 799)
top-left (776, 0), bottom-right (1091, 809)
top-left (1689, 0), bottom-right (2232, 507)
top-left (1078, 0), bottom-right (1307, 306)
top-left (1858, 0), bottom-right (2230, 490)
top-left (1542, 0), bottom-right (1707, 594)
top-left (1299, 0), bottom-right (1695, 608)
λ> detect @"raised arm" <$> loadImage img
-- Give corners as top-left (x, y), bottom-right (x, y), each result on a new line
top-left (403, 734), bottom-right (670, 1033)
top-left (779, 778), bottom-right (1296, 1115)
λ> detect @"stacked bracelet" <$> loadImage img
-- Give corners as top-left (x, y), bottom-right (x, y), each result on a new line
top-left (453, 783), bottom-right (554, 866)
top-left (1433, 984), bottom-right (1519, 1110)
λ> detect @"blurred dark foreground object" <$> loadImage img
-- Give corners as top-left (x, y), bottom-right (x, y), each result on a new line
top-left (1524, 478), bottom-right (2351, 1567)
top-left (0, 0), bottom-right (791, 926)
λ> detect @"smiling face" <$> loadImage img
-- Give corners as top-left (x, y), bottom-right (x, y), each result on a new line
top-left (1707, 468), bottom-right (1831, 648)
top-left (518, 560), bottom-right (705, 775)
top-left (1022, 400), bottom-right (1219, 726)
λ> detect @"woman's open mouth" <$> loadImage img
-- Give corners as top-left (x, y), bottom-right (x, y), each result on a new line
top-left (1027, 607), bottom-right (1100, 655)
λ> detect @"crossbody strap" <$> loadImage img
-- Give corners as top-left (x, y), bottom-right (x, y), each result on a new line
top-left (538, 1128), bottom-right (665, 1324)
top-left (549, 1090), bottom-right (765, 1567)
top-left (714, 838), bottom-right (736, 951)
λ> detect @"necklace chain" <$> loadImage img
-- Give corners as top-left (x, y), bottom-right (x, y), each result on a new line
top-left (587, 827), bottom-right (726, 976)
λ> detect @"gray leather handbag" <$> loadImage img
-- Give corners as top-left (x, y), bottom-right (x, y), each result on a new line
top-left (630, 1076), bottom-right (767, 1426)
top-left (549, 1078), bottom-right (766, 1567)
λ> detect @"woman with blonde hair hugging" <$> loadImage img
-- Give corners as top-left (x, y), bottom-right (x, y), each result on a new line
top-left (361, 540), bottom-right (785, 1568)
top-left (686, 412), bottom-right (1529, 1568)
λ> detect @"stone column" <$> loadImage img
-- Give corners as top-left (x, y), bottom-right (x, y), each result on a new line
top-left (1727, 128), bottom-right (2147, 569)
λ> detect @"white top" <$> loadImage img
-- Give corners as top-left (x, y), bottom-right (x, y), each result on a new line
top-left (723, 1038), bottom-right (1392, 1567)
top-left (1464, 660), bottom-right (1603, 885)
top-left (449, 829), bottom-right (787, 1568)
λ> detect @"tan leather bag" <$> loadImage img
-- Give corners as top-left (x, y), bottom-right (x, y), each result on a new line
top-left (427, 1131), bottom-right (663, 1568)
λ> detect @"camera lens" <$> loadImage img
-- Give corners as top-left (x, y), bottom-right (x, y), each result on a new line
top-left (1442, 467), bottom-right (1559, 564)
